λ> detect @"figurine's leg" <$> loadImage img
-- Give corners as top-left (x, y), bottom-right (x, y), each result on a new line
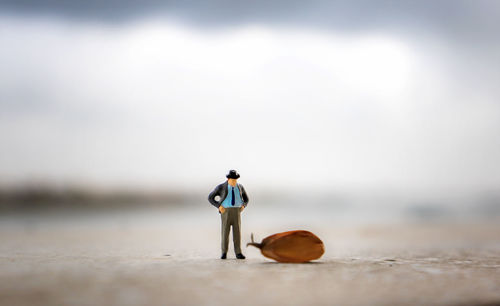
top-left (232, 209), bottom-right (242, 254)
top-left (221, 209), bottom-right (230, 254)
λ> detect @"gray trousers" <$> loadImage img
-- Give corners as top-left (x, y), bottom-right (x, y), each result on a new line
top-left (221, 207), bottom-right (242, 254)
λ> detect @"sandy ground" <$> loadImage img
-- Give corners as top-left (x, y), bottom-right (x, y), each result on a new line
top-left (0, 208), bottom-right (499, 306)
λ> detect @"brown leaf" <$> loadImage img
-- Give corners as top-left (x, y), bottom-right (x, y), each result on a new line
top-left (247, 230), bottom-right (325, 263)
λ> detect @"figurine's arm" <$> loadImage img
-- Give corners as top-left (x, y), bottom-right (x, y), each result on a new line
top-left (240, 184), bottom-right (249, 207)
top-left (208, 185), bottom-right (222, 208)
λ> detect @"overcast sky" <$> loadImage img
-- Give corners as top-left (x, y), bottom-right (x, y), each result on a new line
top-left (0, 1), bottom-right (499, 192)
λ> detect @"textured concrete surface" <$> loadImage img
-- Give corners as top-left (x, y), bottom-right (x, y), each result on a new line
top-left (0, 208), bottom-right (499, 306)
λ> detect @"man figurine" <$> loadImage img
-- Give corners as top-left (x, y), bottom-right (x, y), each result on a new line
top-left (208, 170), bottom-right (249, 259)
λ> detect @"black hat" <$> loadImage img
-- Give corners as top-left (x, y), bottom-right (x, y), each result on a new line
top-left (226, 170), bottom-right (240, 179)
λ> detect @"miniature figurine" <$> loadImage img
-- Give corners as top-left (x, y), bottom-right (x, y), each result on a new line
top-left (208, 170), bottom-right (249, 259)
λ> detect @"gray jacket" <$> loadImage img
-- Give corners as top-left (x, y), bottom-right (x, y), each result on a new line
top-left (208, 181), bottom-right (249, 208)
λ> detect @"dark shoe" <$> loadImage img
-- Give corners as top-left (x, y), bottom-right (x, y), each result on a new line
top-left (221, 253), bottom-right (227, 259)
top-left (236, 253), bottom-right (246, 259)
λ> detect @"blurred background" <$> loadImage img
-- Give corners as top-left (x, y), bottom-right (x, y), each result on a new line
top-left (1, 1), bottom-right (500, 305)
top-left (0, 0), bottom-right (499, 222)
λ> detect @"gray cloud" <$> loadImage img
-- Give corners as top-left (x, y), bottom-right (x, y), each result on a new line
top-left (0, 1), bottom-right (499, 192)
top-left (1, 0), bottom-right (499, 43)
